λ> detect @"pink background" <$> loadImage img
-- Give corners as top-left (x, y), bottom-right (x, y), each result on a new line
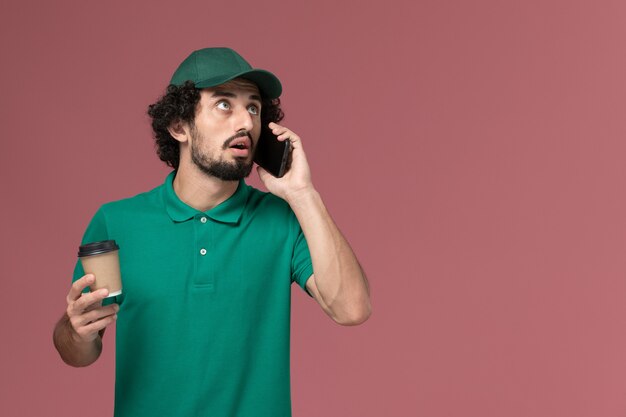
top-left (2, 0), bottom-right (626, 416)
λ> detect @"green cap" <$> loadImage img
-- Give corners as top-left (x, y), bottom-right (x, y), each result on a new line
top-left (170, 47), bottom-right (282, 99)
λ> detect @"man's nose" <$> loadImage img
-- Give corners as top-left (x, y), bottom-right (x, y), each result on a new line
top-left (233, 106), bottom-right (254, 132)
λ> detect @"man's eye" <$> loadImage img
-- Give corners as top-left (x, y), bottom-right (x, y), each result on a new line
top-left (247, 105), bottom-right (259, 115)
top-left (217, 101), bottom-right (230, 110)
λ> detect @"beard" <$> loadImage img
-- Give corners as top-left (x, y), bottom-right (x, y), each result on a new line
top-left (189, 126), bottom-right (254, 181)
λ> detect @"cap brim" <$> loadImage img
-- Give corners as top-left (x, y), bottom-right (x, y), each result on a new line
top-left (194, 69), bottom-right (282, 100)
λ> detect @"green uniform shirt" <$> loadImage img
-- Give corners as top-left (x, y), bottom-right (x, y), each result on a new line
top-left (72, 171), bottom-right (313, 417)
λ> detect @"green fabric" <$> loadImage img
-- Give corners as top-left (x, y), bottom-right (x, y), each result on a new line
top-left (72, 171), bottom-right (313, 417)
top-left (170, 47), bottom-right (282, 99)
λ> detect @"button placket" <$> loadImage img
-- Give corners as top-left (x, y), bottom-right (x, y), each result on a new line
top-left (194, 214), bottom-right (214, 290)
top-left (199, 217), bottom-right (207, 256)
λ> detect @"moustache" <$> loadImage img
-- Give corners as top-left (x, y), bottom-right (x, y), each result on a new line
top-left (223, 131), bottom-right (252, 150)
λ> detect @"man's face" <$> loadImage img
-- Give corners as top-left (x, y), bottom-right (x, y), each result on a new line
top-left (189, 79), bottom-right (262, 181)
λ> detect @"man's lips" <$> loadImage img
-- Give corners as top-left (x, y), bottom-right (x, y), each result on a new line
top-left (227, 136), bottom-right (251, 150)
top-left (224, 134), bottom-right (253, 157)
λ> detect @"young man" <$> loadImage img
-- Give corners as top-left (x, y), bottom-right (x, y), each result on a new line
top-left (53, 47), bottom-right (371, 417)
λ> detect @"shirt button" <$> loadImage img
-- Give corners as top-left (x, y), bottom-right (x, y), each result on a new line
top-left (200, 217), bottom-right (207, 223)
top-left (200, 248), bottom-right (207, 256)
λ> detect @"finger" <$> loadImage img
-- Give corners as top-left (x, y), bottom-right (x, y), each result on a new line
top-left (68, 288), bottom-right (109, 316)
top-left (273, 130), bottom-right (302, 148)
top-left (83, 298), bottom-right (104, 313)
top-left (269, 123), bottom-right (290, 137)
top-left (269, 123), bottom-right (302, 144)
top-left (78, 304), bottom-right (119, 327)
top-left (277, 133), bottom-right (298, 142)
top-left (66, 274), bottom-right (95, 303)
top-left (75, 288), bottom-right (109, 311)
top-left (284, 135), bottom-right (303, 152)
top-left (75, 314), bottom-right (117, 340)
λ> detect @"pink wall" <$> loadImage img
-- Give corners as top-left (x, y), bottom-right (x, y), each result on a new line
top-left (3, 0), bottom-right (626, 415)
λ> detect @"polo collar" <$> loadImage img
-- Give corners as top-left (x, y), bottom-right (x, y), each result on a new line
top-left (163, 171), bottom-right (250, 224)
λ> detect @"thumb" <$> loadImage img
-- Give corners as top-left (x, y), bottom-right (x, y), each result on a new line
top-left (257, 166), bottom-right (269, 182)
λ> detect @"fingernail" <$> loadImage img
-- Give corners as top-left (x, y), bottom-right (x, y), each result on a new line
top-left (100, 289), bottom-right (109, 296)
top-left (113, 314), bottom-right (118, 320)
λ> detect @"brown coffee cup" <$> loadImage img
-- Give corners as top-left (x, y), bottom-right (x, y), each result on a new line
top-left (78, 240), bottom-right (122, 297)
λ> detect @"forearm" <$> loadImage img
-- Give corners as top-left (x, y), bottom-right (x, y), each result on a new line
top-left (287, 189), bottom-right (371, 323)
top-left (53, 314), bottom-right (102, 367)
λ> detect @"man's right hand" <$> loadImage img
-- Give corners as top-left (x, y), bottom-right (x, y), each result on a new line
top-left (66, 274), bottom-right (119, 343)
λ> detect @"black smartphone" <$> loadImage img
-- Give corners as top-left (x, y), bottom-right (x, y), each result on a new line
top-left (254, 133), bottom-right (291, 178)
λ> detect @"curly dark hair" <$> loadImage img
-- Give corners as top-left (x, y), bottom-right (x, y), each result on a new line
top-left (147, 80), bottom-right (285, 170)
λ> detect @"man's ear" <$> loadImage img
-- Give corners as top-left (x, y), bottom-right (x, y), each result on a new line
top-left (168, 120), bottom-right (189, 143)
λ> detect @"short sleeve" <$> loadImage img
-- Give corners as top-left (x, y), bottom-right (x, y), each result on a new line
top-left (291, 224), bottom-right (314, 296)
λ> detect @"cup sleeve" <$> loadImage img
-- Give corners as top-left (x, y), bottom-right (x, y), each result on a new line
top-left (71, 207), bottom-right (119, 305)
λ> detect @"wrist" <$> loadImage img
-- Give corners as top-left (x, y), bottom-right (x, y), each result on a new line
top-left (285, 186), bottom-right (319, 207)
